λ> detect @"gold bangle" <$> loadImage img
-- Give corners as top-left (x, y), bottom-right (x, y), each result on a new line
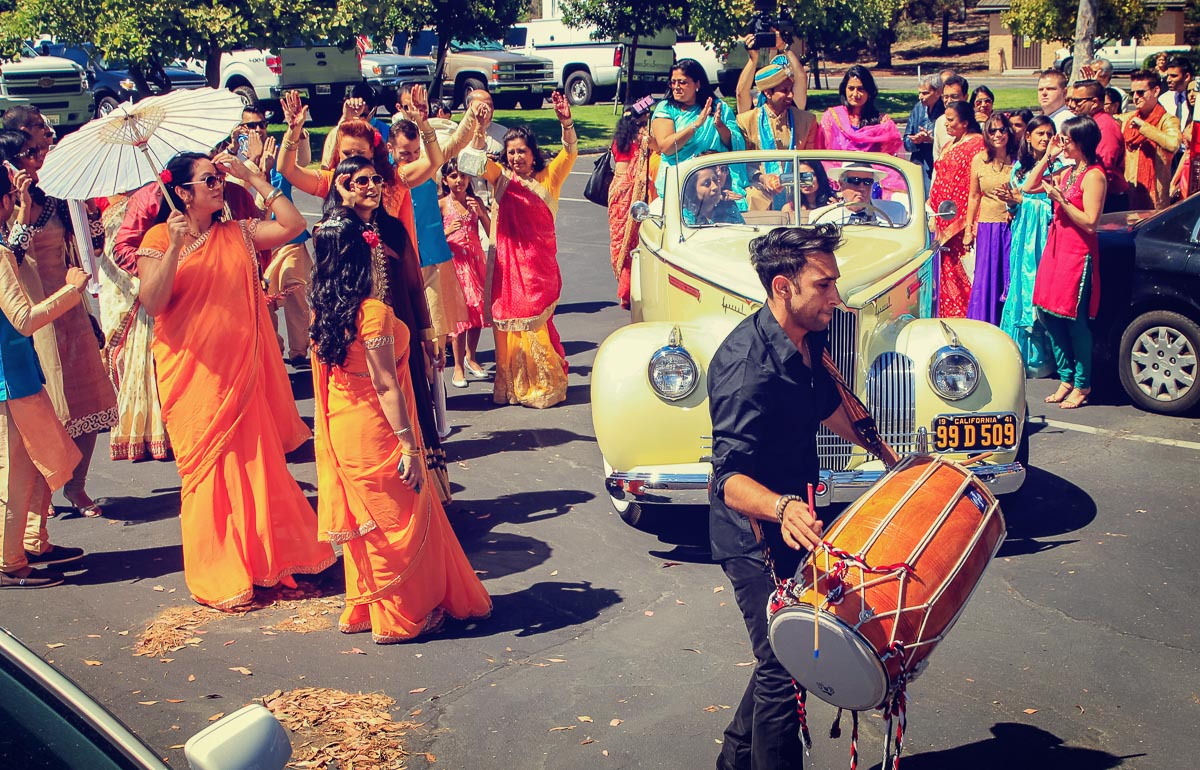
top-left (561, 122), bottom-right (575, 129)
top-left (263, 188), bottom-right (284, 208)
top-left (421, 131), bottom-right (437, 144)
top-left (400, 448), bottom-right (421, 457)
top-left (281, 139), bottom-right (297, 151)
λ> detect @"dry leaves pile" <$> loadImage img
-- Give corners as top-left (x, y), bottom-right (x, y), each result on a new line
top-left (263, 687), bottom-right (422, 770)
top-left (134, 607), bottom-right (223, 658)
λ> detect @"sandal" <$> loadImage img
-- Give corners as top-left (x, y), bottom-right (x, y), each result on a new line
top-left (64, 491), bottom-right (104, 519)
top-left (1044, 383), bottom-right (1072, 404)
top-left (1060, 387), bottom-right (1090, 410)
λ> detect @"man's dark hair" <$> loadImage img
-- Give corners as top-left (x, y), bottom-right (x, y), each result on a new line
top-left (241, 104), bottom-right (266, 120)
top-left (1167, 57), bottom-right (1194, 78)
top-left (2, 105), bottom-right (43, 132)
top-left (1073, 79), bottom-right (1104, 101)
top-left (942, 74), bottom-right (969, 96)
top-left (749, 224), bottom-right (843, 295)
top-left (1130, 69), bottom-right (1161, 91)
top-left (390, 118), bottom-right (419, 141)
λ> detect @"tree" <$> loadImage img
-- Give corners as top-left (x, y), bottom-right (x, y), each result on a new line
top-left (1070, 0), bottom-right (1098, 83)
top-left (559, 0), bottom-right (683, 104)
top-left (1002, 0), bottom-right (1159, 48)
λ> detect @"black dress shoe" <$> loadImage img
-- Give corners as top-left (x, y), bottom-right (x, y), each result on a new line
top-left (1, 568), bottom-right (65, 588)
top-left (25, 545), bottom-right (85, 567)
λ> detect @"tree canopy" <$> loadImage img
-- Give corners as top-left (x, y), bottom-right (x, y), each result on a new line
top-left (1002, 0), bottom-right (1160, 47)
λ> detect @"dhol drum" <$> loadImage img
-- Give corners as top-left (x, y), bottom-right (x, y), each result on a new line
top-left (767, 454), bottom-right (1005, 712)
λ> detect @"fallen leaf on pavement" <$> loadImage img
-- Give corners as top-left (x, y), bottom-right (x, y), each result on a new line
top-left (644, 611), bottom-right (654, 617)
top-left (87, 634), bottom-right (101, 639)
top-left (603, 750), bottom-right (609, 756)
top-left (159, 658), bottom-right (174, 663)
top-left (153, 586), bottom-right (165, 592)
top-left (550, 570), bottom-right (559, 576)
top-left (1076, 705), bottom-right (1085, 714)
top-left (208, 712), bottom-right (224, 721)
top-left (138, 701), bottom-right (158, 706)
top-left (340, 648), bottom-right (367, 655)
top-left (229, 667), bottom-right (253, 676)
top-left (548, 726), bottom-right (575, 732)
top-left (409, 687), bottom-right (428, 694)
top-left (682, 648), bottom-right (702, 654)
top-left (713, 586), bottom-right (724, 593)
top-left (705, 705), bottom-right (719, 713)
top-left (580, 738), bottom-right (595, 745)
top-left (546, 658), bottom-right (566, 663)
top-left (47, 643), bottom-right (65, 649)
top-left (84, 660), bottom-right (102, 666)
top-left (166, 699), bottom-right (185, 703)
top-left (424, 752), bottom-right (436, 763)
top-left (168, 744), bottom-right (186, 750)
top-left (578, 716), bottom-right (593, 723)
top-left (676, 600), bottom-right (687, 605)
top-left (735, 661), bottom-right (754, 667)
top-left (660, 561), bottom-right (682, 568)
top-left (223, 640), bottom-right (236, 647)
top-left (187, 675), bottom-right (196, 682)
top-left (610, 718), bottom-right (623, 726)
top-left (1023, 708), bottom-right (1038, 715)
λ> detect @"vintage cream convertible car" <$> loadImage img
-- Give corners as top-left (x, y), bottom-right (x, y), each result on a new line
top-left (591, 150), bottom-right (1028, 525)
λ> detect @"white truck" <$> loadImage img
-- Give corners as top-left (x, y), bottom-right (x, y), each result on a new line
top-left (504, 20), bottom-right (675, 105)
top-left (1054, 38), bottom-right (1192, 76)
top-left (217, 40), bottom-right (363, 122)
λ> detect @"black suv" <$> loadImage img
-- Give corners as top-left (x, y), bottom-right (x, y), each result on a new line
top-left (32, 42), bottom-right (207, 117)
top-left (1095, 196), bottom-right (1200, 415)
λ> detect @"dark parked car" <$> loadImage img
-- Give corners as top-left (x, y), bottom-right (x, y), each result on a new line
top-left (32, 42), bottom-right (208, 117)
top-left (1095, 197), bottom-right (1200, 415)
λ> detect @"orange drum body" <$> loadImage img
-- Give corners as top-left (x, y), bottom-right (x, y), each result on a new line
top-left (768, 455), bottom-right (1006, 711)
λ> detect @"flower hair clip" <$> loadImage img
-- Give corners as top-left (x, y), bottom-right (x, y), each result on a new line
top-left (363, 229), bottom-right (380, 248)
top-left (159, 169), bottom-right (173, 184)
top-left (372, 129), bottom-right (382, 148)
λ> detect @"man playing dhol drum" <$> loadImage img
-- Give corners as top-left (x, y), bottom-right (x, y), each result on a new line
top-left (708, 224), bottom-right (866, 770)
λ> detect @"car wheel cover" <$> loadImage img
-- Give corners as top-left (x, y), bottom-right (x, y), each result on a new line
top-left (1129, 324), bottom-right (1197, 402)
top-left (569, 78), bottom-right (587, 102)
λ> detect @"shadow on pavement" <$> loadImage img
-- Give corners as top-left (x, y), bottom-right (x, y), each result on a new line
top-left (445, 427), bottom-right (594, 463)
top-left (630, 504), bottom-right (717, 565)
top-left (450, 580), bottom-right (623, 639)
top-left (870, 722), bottom-right (1141, 769)
top-left (459, 531), bottom-right (551, 582)
top-left (74, 490), bottom-right (182, 524)
top-left (451, 488), bottom-right (595, 542)
top-left (556, 300), bottom-right (618, 315)
top-left (288, 370), bottom-right (315, 402)
top-left (996, 465), bottom-right (1097, 559)
top-left (561, 339), bottom-right (598, 358)
top-left (69, 544), bottom-right (184, 586)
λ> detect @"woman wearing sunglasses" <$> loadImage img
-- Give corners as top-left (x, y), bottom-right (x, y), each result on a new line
top-left (0, 129), bottom-right (117, 524)
top-left (307, 159), bottom-right (491, 643)
top-left (964, 112), bottom-right (1018, 325)
top-left (133, 150), bottom-right (335, 610)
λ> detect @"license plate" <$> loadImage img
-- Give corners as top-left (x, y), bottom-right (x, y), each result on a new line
top-left (288, 88), bottom-right (309, 98)
top-left (316, 84), bottom-right (331, 95)
top-left (44, 114), bottom-right (61, 125)
top-left (932, 412), bottom-right (1018, 452)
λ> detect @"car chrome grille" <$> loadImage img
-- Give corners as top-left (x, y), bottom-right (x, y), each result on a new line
top-left (865, 352), bottom-right (918, 457)
top-left (3, 72), bottom-right (84, 96)
top-left (817, 308), bottom-right (858, 471)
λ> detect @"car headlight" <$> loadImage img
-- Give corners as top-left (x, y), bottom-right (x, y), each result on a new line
top-left (380, 64), bottom-right (397, 76)
top-left (647, 327), bottom-right (699, 401)
top-left (929, 345), bottom-right (980, 401)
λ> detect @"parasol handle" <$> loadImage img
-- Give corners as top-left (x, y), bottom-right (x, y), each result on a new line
top-left (138, 145), bottom-right (178, 214)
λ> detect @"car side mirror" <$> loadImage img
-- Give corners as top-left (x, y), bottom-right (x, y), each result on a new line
top-left (631, 200), bottom-right (663, 225)
top-left (935, 200), bottom-right (957, 221)
top-left (185, 704), bottom-right (291, 770)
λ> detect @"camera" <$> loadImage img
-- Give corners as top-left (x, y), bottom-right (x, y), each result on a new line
top-left (749, 7), bottom-right (795, 51)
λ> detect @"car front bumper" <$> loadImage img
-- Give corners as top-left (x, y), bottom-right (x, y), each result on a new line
top-left (606, 460), bottom-right (1026, 508)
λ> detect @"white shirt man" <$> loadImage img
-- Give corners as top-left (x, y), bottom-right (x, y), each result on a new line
top-left (1038, 70), bottom-right (1072, 131)
top-left (1158, 59), bottom-right (1194, 134)
top-left (808, 163), bottom-right (909, 227)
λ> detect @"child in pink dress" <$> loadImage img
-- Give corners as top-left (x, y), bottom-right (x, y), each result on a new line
top-left (439, 159), bottom-right (491, 387)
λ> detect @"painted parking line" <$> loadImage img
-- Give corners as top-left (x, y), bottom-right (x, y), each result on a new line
top-left (560, 196), bottom-right (591, 203)
top-left (1031, 415), bottom-right (1200, 452)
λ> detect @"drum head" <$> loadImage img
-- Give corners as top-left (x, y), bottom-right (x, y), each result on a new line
top-left (768, 605), bottom-right (888, 711)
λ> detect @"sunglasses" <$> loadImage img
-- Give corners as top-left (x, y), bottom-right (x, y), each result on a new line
top-left (987, 127), bottom-right (1008, 135)
top-left (181, 174), bottom-right (226, 190)
top-left (843, 176), bottom-right (874, 186)
top-left (1131, 89), bottom-right (1151, 96)
top-left (240, 120), bottom-right (268, 130)
top-left (351, 173), bottom-right (384, 188)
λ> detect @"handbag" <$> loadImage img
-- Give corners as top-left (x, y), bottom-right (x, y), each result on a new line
top-left (583, 148), bottom-right (615, 206)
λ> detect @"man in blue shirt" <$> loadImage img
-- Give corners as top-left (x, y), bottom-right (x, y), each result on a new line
top-left (904, 74), bottom-right (942, 187)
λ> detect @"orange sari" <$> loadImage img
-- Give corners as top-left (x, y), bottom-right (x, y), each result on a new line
top-left (138, 220), bottom-right (334, 609)
top-left (313, 299), bottom-right (491, 642)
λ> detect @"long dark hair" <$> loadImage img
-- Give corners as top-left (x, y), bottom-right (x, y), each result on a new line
top-left (796, 161), bottom-right (836, 209)
top-left (984, 112), bottom-right (1019, 162)
top-left (613, 110), bottom-right (649, 155)
top-left (439, 157), bottom-right (481, 202)
top-left (323, 156), bottom-right (379, 216)
top-left (1062, 115), bottom-right (1101, 166)
top-left (1015, 115), bottom-right (1056, 182)
top-left (667, 59), bottom-right (715, 108)
top-left (310, 206), bottom-right (373, 368)
top-left (500, 125), bottom-right (547, 174)
top-left (839, 65), bottom-right (883, 126)
top-left (152, 152), bottom-right (223, 226)
top-left (946, 100), bottom-right (982, 135)
top-left (0, 129), bottom-right (29, 167)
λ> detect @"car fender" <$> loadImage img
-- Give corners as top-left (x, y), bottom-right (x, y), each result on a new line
top-left (591, 317), bottom-right (740, 471)
top-left (892, 317), bottom-right (1027, 451)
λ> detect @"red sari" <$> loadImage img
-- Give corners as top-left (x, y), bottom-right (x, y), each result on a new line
top-left (930, 134), bottom-right (985, 317)
top-left (138, 220), bottom-right (334, 609)
top-left (607, 140), bottom-right (651, 309)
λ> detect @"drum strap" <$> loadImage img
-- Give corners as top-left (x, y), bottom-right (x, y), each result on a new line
top-left (821, 350), bottom-right (902, 469)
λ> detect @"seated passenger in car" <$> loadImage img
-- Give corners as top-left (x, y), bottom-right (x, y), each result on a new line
top-left (683, 166), bottom-right (747, 226)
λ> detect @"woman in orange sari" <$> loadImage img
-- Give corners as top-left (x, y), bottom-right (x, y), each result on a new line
top-left (472, 92), bottom-right (578, 408)
top-left (607, 104), bottom-right (657, 310)
top-left (310, 163), bottom-right (490, 642)
top-left (136, 151), bottom-right (334, 610)
top-left (929, 101), bottom-right (986, 318)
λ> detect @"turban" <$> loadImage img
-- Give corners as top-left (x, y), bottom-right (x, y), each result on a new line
top-left (754, 63), bottom-right (791, 91)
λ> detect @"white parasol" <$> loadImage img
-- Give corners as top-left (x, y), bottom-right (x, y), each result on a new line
top-left (36, 86), bottom-right (246, 206)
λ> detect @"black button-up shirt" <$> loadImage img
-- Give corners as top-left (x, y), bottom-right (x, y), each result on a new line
top-left (708, 306), bottom-right (842, 574)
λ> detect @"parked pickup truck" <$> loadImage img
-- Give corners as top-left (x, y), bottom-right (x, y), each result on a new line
top-left (504, 20), bottom-right (675, 105)
top-left (218, 40), bottom-right (363, 122)
top-left (1055, 38), bottom-right (1192, 76)
top-left (1, 50), bottom-right (93, 132)
top-left (395, 30), bottom-right (555, 110)
top-left (356, 37), bottom-right (435, 107)
top-left (33, 42), bottom-right (207, 117)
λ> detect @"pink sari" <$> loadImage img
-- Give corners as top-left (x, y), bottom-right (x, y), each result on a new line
top-left (817, 106), bottom-right (906, 195)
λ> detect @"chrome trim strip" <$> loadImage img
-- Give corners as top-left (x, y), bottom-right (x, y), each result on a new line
top-left (815, 463), bottom-right (1026, 506)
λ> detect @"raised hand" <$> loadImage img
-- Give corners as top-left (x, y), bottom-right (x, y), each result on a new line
top-left (695, 97), bottom-right (714, 128)
top-left (260, 136), bottom-right (277, 173)
top-left (551, 90), bottom-right (572, 123)
top-left (342, 97), bottom-right (367, 122)
top-left (335, 173), bottom-right (360, 208)
top-left (282, 91), bottom-right (309, 130)
top-left (214, 151), bottom-right (255, 182)
top-left (405, 84), bottom-right (429, 121)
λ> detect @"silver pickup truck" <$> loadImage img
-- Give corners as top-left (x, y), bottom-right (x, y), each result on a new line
top-left (1, 52), bottom-right (94, 132)
top-left (396, 31), bottom-right (556, 110)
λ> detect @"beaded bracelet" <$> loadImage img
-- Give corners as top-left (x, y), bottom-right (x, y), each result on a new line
top-left (774, 494), bottom-right (803, 524)
top-left (394, 426), bottom-right (412, 438)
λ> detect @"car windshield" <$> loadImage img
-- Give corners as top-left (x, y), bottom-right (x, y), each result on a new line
top-left (679, 157), bottom-right (912, 230)
top-left (453, 39), bottom-right (504, 52)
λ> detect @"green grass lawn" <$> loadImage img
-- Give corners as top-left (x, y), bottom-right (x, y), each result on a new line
top-left (271, 87), bottom-right (1038, 160)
